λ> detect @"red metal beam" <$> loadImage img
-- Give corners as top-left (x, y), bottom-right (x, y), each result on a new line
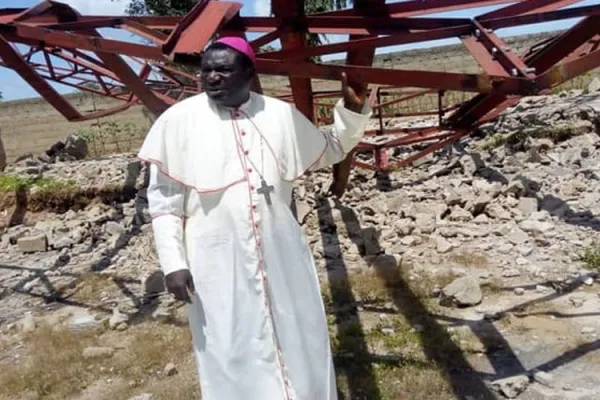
top-left (120, 19), bottom-right (169, 44)
top-left (256, 59), bottom-right (526, 94)
top-left (259, 25), bottom-right (472, 61)
top-left (470, 20), bottom-right (535, 78)
top-left (314, 0), bottom-right (526, 17)
top-left (480, 4), bottom-right (600, 30)
top-left (526, 14), bottom-right (600, 73)
top-left (477, 0), bottom-right (582, 21)
top-left (249, 29), bottom-right (281, 50)
top-left (0, 0), bottom-right (598, 177)
top-left (165, 1), bottom-right (241, 57)
top-left (462, 36), bottom-right (508, 76)
top-left (536, 47), bottom-right (600, 90)
top-left (0, 34), bottom-right (81, 121)
top-left (272, 0), bottom-right (314, 121)
top-left (240, 16), bottom-right (473, 33)
top-left (331, 0), bottom-right (385, 197)
top-left (11, 24), bottom-right (165, 60)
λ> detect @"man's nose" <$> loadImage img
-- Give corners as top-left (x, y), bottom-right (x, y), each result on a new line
top-left (207, 71), bottom-right (221, 83)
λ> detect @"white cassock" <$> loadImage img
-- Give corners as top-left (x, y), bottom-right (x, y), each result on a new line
top-left (138, 91), bottom-right (371, 400)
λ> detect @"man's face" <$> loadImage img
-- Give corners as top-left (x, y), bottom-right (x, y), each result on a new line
top-left (199, 48), bottom-right (252, 107)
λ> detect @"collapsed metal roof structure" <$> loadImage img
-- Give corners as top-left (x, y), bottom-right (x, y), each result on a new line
top-left (0, 0), bottom-right (599, 194)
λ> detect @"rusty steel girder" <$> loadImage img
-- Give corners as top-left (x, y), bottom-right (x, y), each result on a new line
top-left (0, 0), bottom-right (599, 194)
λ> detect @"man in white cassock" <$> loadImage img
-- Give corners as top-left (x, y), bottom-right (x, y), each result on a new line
top-left (138, 37), bottom-right (372, 400)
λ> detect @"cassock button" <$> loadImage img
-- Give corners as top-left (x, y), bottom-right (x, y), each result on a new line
top-left (244, 150), bottom-right (249, 156)
top-left (248, 168), bottom-right (253, 173)
top-left (241, 130), bottom-right (246, 136)
top-left (250, 185), bottom-right (255, 191)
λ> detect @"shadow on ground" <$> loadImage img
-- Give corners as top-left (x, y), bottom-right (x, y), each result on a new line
top-left (0, 163), bottom-right (176, 326)
top-left (317, 185), bottom-right (600, 399)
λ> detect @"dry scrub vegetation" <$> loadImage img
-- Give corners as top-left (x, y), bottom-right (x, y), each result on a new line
top-left (0, 262), bottom-right (489, 400)
top-left (0, 321), bottom-right (198, 400)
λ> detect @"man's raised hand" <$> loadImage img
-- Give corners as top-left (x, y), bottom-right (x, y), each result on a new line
top-left (341, 72), bottom-right (367, 114)
top-left (166, 270), bottom-right (196, 303)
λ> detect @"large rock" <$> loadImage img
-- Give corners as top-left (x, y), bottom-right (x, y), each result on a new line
top-left (466, 194), bottom-right (492, 216)
top-left (128, 395), bottom-right (153, 400)
top-left (504, 180), bottom-right (526, 197)
top-left (491, 375), bottom-right (530, 398)
top-left (163, 363), bottom-right (178, 377)
top-left (442, 275), bottom-right (482, 307)
top-left (519, 219), bottom-right (554, 234)
top-left (68, 312), bottom-right (98, 331)
top-left (588, 77), bottom-right (600, 93)
top-left (63, 134), bottom-right (88, 160)
top-left (17, 234), bottom-right (48, 253)
top-left (517, 197), bottom-right (538, 216)
top-left (447, 206), bottom-right (472, 222)
top-left (484, 203), bottom-right (511, 220)
top-left (415, 213), bottom-right (436, 234)
top-left (104, 221), bottom-right (127, 236)
top-left (393, 218), bottom-right (414, 236)
top-left (109, 308), bottom-right (130, 330)
top-left (435, 236), bottom-right (455, 254)
top-left (460, 154), bottom-right (484, 175)
top-left (19, 314), bottom-right (36, 333)
top-left (507, 227), bottom-right (529, 245)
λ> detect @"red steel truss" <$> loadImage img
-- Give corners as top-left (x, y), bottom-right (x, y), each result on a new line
top-left (0, 0), bottom-right (599, 193)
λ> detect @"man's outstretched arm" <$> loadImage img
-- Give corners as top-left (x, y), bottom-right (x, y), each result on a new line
top-left (289, 73), bottom-right (371, 172)
top-left (147, 163), bottom-right (195, 303)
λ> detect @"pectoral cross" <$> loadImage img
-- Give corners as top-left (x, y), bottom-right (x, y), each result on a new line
top-left (256, 179), bottom-right (274, 205)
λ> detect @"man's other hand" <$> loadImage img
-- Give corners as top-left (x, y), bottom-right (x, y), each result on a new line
top-left (341, 72), bottom-right (367, 114)
top-left (166, 270), bottom-right (196, 303)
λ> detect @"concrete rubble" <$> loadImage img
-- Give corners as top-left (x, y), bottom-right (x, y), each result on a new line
top-left (0, 90), bottom-right (600, 399)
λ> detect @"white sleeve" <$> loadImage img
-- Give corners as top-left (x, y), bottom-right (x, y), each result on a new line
top-left (307, 99), bottom-right (372, 171)
top-left (147, 163), bottom-right (189, 276)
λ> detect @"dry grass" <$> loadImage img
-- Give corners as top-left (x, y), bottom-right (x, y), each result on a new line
top-left (68, 273), bottom-right (118, 304)
top-left (480, 277), bottom-right (506, 296)
top-left (322, 267), bottom-right (478, 399)
top-left (0, 325), bottom-right (102, 399)
top-left (0, 265), bottom-right (482, 400)
top-left (0, 321), bottom-right (194, 400)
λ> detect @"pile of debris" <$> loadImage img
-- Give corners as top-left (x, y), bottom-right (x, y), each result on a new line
top-left (0, 90), bottom-right (600, 399)
top-left (11, 133), bottom-right (89, 172)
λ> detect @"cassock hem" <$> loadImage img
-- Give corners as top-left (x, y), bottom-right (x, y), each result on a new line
top-left (138, 156), bottom-right (246, 194)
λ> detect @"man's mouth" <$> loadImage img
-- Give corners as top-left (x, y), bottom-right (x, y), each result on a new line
top-left (205, 87), bottom-right (225, 95)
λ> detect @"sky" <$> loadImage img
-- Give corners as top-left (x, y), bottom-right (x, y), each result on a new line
top-left (0, 0), bottom-right (595, 101)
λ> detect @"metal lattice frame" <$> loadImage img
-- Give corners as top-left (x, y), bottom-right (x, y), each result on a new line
top-left (0, 0), bottom-right (599, 192)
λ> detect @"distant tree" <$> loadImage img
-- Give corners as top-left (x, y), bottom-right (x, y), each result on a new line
top-left (81, 82), bottom-right (102, 91)
top-left (305, 0), bottom-right (348, 15)
top-left (121, 0), bottom-right (349, 50)
top-left (304, 0), bottom-right (349, 50)
top-left (124, 0), bottom-right (199, 16)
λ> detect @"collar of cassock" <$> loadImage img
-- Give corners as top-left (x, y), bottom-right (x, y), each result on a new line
top-left (214, 92), bottom-right (256, 117)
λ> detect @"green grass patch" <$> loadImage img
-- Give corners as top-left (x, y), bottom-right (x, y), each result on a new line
top-left (582, 243), bottom-right (600, 270)
top-left (0, 175), bottom-right (75, 193)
